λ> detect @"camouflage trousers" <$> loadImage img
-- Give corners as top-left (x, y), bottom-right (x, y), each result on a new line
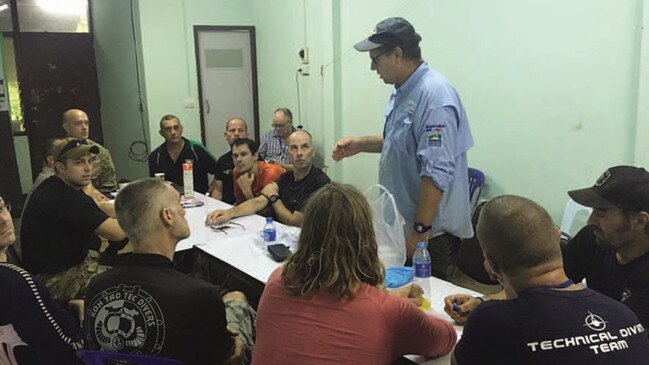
top-left (224, 298), bottom-right (257, 365)
top-left (38, 250), bottom-right (111, 300)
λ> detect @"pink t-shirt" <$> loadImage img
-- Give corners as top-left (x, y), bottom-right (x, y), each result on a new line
top-left (251, 268), bottom-right (456, 365)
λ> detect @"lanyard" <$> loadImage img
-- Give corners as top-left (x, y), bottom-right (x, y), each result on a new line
top-left (551, 279), bottom-right (574, 289)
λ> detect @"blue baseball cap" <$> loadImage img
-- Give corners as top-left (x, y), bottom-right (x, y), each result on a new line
top-left (354, 17), bottom-right (422, 52)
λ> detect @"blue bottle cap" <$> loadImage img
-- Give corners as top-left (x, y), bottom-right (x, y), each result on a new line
top-left (416, 241), bottom-right (427, 249)
top-left (266, 217), bottom-right (273, 223)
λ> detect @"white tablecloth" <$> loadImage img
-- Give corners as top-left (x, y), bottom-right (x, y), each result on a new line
top-left (177, 193), bottom-right (294, 251)
top-left (178, 193), bottom-right (294, 282)
top-left (181, 193), bottom-right (478, 365)
top-left (410, 277), bottom-right (479, 364)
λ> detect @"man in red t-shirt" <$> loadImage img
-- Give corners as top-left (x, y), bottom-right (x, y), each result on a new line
top-left (232, 138), bottom-right (285, 204)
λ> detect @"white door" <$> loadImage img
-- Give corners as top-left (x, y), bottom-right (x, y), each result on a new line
top-left (195, 27), bottom-right (258, 158)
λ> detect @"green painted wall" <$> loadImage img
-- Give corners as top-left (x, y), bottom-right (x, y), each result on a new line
top-left (93, 0), bottom-right (253, 181)
top-left (95, 0), bottom-right (649, 223)
top-left (252, 0), bottom-right (335, 167)
top-left (137, 0), bottom-right (254, 147)
top-left (335, 0), bottom-right (646, 222)
top-left (92, 0), bottom-right (149, 181)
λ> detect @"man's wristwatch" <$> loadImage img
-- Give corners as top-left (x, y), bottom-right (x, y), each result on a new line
top-left (413, 221), bottom-right (432, 234)
top-left (268, 195), bottom-right (280, 204)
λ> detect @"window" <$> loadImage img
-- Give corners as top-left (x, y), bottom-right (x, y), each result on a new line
top-left (17, 0), bottom-right (88, 33)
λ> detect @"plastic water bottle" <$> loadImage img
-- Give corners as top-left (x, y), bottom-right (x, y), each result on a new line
top-left (183, 159), bottom-right (194, 199)
top-left (263, 217), bottom-right (277, 245)
top-left (413, 241), bottom-right (432, 278)
top-left (412, 241), bottom-right (431, 298)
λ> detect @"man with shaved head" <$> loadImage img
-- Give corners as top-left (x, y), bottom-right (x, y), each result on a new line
top-left (212, 117), bottom-right (250, 204)
top-left (207, 129), bottom-right (330, 227)
top-left (448, 195), bottom-right (649, 364)
top-left (149, 114), bottom-right (221, 195)
top-left (62, 109), bottom-right (117, 192)
top-left (84, 178), bottom-right (256, 364)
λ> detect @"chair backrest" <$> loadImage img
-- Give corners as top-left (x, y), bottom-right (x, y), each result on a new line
top-left (77, 350), bottom-right (186, 365)
top-left (455, 201), bottom-right (499, 285)
top-left (0, 324), bottom-right (27, 365)
top-left (468, 168), bottom-right (485, 210)
top-left (560, 198), bottom-right (592, 237)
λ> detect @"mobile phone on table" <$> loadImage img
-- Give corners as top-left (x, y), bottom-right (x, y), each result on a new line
top-left (267, 244), bottom-right (291, 262)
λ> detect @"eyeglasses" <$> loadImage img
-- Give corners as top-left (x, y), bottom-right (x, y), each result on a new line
top-left (210, 221), bottom-right (246, 235)
top-left (271, 122), bottom-right (289, 129)
top-left (370, 49), bottom-right (392, 66)
top-left (0, 202), bottom-right (11, 213)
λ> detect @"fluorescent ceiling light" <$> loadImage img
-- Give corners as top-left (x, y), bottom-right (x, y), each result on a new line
top-left (37, 0), bottom-right (86, 15)
top-left (0, 4), bottom-right (9, 12)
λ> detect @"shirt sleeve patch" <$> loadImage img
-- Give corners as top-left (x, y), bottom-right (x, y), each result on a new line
top-left (428, 133), bottom-right (442, 147)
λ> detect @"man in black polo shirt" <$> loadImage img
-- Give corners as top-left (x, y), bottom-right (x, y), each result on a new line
top-left (206, 130), bottom-right (331, 227)
top-left (84, 178), bottom-right (255, 364)
top-left (21, 138), bottom-right (126, 300)
top-left (212, 117), bottom-right (250, 204)
top-left (148, 114), bottom-right (219, 194)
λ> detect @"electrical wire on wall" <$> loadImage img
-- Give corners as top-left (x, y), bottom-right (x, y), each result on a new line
top-left (294, 0), bottom-right (307, 130)
top-left (128, 0), bottom-right (149, 162)
top-left (295, 70), bottom-right (303, 129)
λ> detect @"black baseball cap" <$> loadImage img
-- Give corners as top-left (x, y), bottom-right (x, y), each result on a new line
top-left (568, 166), bottom-right (649, 212)
top-left (53, 138), bottom-right (99, 162)
top-left (354, 17), bottom-right (422, 52)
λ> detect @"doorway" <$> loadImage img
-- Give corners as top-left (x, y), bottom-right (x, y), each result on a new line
top-left (15, 32), bottom-right (102, 180)
top-left (194, 26), bottom-right (259, 158)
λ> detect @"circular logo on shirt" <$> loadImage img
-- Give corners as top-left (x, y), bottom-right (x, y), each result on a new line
top-left (86, 284), bottom-right (165, 353)
top-left (583, 312), bottom-right (608, 332)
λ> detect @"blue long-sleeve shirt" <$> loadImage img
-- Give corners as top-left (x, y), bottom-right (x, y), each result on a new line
top-left (379, 62), bottom-right (474, 239)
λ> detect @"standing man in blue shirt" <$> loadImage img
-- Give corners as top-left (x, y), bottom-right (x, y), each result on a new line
top-left (332, 17), bottom-right (474, 279)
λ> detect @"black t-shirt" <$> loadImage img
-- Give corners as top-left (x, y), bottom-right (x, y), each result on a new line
top-left (563, 225), bottom-right (610, 292)
top-left (215, 151), bottom-right (236, 205)
top-left (277, 167), bottom-right (330, 212)
top-left (454, 287), bottom-right (649, 364)
top-left (601, 250), bottom-right (649, 331)
top-left (21, 176), bottom-right (108, 274)
top-left (84, 254), bottom-right (233, 365)
top-left (148, 138), bottom-right (219, 194)
top-left (563, 225), bottom-right (649, 330)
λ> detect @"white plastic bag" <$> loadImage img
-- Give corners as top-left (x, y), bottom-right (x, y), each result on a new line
top-left (363, 184), bottom-right (406, 268)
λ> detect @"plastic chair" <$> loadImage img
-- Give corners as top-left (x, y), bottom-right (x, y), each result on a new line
top-left (560, 199), bottom-right (592, 237)
top-left (0, 324), bottom-right (27, 365)
top-left (76, 350), bottom-right (186, 365)
top-left (468, 168), bottom-right (485, 211)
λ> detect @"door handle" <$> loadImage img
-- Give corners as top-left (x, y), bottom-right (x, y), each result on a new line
top-left (205, 100), bottom-right (210, 115)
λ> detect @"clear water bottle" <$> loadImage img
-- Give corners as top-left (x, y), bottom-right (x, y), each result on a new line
top-left (263, 217), bottom-right (277, 245)
top-left (412, 241), bottom-right (431, 299)
top-left (183, 159), bottom-right (194, 199)
top-left (413, 241), bottom-right (432, 278)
